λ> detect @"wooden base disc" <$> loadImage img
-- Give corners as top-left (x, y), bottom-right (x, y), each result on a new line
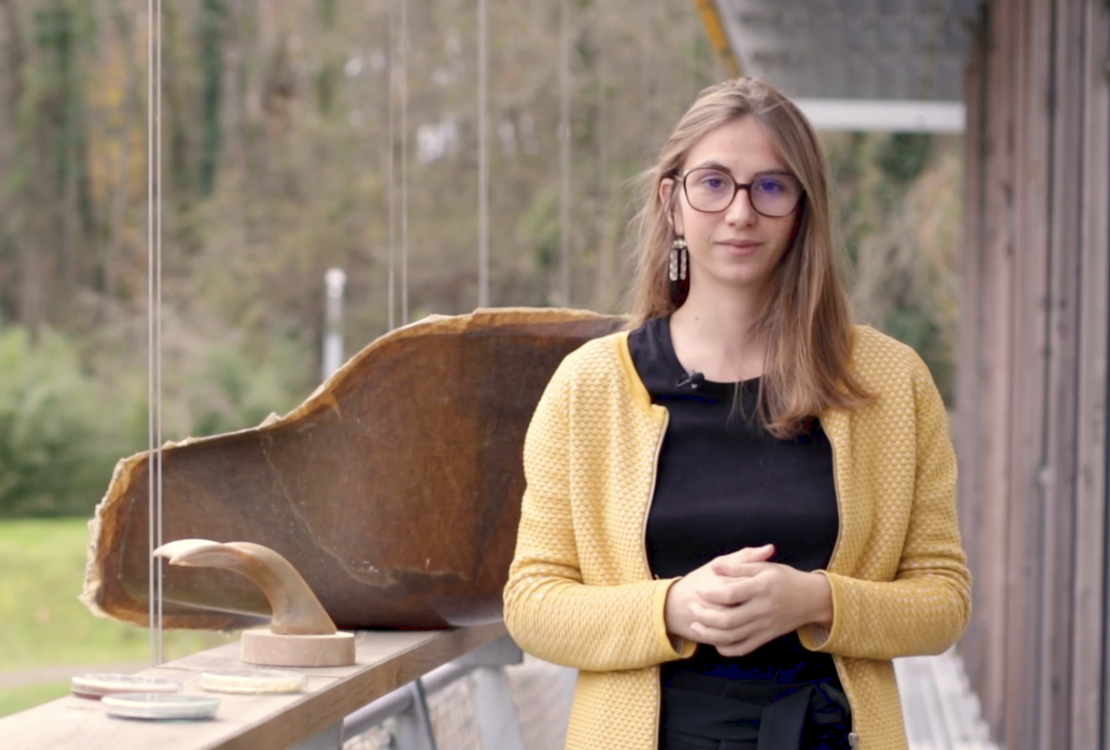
top-left (240, 630), bottom-right (355, 667)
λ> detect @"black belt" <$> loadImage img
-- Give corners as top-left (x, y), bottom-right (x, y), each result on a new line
top-left (660, 672), bottom-right (851, 750)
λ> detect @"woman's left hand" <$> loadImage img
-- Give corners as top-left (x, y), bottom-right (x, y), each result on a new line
top-left (687, 559), bottom-right (834, 657)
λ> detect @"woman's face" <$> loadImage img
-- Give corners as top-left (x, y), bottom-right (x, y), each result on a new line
top-left (661, 116), bottom-right (801, 300)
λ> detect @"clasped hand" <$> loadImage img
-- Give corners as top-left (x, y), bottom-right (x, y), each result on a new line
top-left (663, 544), bottom-right (832, 658)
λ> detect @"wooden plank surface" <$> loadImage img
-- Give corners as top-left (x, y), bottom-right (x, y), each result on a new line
top-left (979, 0), bottom-right (1016, 730)
top-left (1072, 0), bottom-right (1110, 744)
top-left (956, 3), bottom-right (988, 696)
top-left (1040, 0), bottom-right (1087, 746)
top-left (1003, 0), bottom-right (1052, 745)
top-left (1, 622), bottom-right (506, 750)
top-left (959, 1), bottom-right (1110, 747)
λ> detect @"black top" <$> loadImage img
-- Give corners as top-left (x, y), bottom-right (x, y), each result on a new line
top-left (629, 315), bottom-right (840, 682)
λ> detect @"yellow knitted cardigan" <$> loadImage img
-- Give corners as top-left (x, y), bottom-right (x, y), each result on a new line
top-left (503, 325), bottom-right (972, 750)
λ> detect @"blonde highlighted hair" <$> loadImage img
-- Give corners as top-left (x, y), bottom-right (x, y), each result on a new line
top-left (627, 78), bottom-right (871, 438)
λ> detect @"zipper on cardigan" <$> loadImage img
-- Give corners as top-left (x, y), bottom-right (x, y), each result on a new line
top-left (641, 408), bottom-right (670, 579)
top-left (825, 425), bottom-right (859, 741)
top-left (643, 407), bottom-right (669, 750)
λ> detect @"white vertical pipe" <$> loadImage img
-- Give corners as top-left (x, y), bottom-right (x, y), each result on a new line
top-left (322, 268), bottom-right (347, 380)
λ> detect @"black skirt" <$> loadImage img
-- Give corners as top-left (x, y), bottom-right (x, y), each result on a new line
top-left (658, 671), bottom-right (853, 750)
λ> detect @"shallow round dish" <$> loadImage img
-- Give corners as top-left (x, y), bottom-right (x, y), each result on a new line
top-left (71, 674), bottom-right (182, 700)
top-left (201, 669), bottom-right (307, 694)
top-left (102, 692), bottom-right (219, 721)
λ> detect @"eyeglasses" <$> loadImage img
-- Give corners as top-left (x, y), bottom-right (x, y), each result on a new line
top-left (675, 168), bottom-right (804, 217)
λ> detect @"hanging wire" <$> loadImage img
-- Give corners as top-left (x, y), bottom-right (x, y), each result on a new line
top-left (593, 21), bottom-right (610, 312)
top-left (558, 0), bottom-right (571, 307)
top-left (146, 0), bottom-right (164, 666)
top-left (387, 0), bottom-right (397, 330)
top-left (477, 0), bottom-right (490, 309)
top-left (399, 0), bottom-right (410, 325)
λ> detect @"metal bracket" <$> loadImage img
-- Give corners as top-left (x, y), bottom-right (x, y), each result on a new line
top-left (453, 635), bottom-right (524, 669)
top-left (472, 667), bottom-right (525, 750)
top-left (393, 679), bottom-right (438, 750)
top-left (290, 721), bottom-right (343, 750)
top-left (342, 636), bottom-right (528, 749)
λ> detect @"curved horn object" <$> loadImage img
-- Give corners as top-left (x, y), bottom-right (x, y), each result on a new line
top-left (153, 539), bottom-right (337, 635)
top-left (84, 309), bottom-right (627, 630)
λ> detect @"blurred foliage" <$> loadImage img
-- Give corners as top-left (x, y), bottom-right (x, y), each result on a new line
top-left (0, 319), bottom-right (302, 517)
top-left (184, 340), bottom-right (303, 438)
top-left (827, 131), bottom-right (962, 401)
top-left (0, 0), bottom-right (962, 515)
top-left (877, 132), bottom-right (934, 186)
top-left (0, 324), bottom-right (130, 517)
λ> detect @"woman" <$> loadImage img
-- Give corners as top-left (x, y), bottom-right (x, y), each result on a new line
top-left (503, 78), bottom-right (971, 750)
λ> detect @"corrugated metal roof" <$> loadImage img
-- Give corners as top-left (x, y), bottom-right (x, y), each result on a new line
top-left (709, 0), bottom-right (983, 101)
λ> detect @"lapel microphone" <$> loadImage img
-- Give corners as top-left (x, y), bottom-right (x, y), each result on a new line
top-left (675, 371), bottom-right (704, 390)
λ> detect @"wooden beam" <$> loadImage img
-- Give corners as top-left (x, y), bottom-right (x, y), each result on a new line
top-left (0, 623), bottom-right (506, 750)
top-left (689, 0), bottom-right (741, 79)
top-left (1003, 0), bottom-right (1053, 745)
top-left (1040, 0), bottom-right (1087, 746)
top-left (979, 0), bottom-right (1017, 731)
top-left (957, 0), bottom-right (988, 699)
top-left (1072, 0), bottom-right (1110, 745)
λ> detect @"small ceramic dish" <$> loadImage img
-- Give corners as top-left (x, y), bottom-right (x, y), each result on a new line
top-left (70, 674), bottom-right (182, 700)
top-left (102, 692), bottom-right (220, 720)
top-left (201, 669), bottom-right (307, 694)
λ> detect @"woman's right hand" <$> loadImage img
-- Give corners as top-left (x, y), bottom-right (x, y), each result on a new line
top-left (663, 544), bottom-right (776, 645)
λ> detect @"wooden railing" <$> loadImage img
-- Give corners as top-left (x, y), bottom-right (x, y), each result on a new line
top-left (2, 622), bottom-right (526, 750)
top-left (1, 623), bottom-right (1001, 750)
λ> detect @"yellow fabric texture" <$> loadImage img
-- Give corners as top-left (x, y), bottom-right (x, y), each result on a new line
top-left (503, 325), bottom-right (972, 750)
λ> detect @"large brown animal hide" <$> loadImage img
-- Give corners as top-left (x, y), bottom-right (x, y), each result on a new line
top-left (82, 308), bottom-right (627, 630)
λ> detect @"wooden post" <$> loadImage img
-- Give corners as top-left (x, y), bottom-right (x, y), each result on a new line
top-left (1071, 0), bottom-right (1110, 746)
top-left (953, 0), bottom-right (1110, 745)
top-left (957, 0), bottom-right (988, 698)
top-left (978, 0), bottom-right (1017, 730)
top-left (1040, 0), bottom-right (1087, 747)
top-left (1002, 0), bottom-right (1053, 745)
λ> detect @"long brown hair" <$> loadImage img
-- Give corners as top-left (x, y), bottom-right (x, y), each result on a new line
top-left (627, 78), bottom-right (872, 438)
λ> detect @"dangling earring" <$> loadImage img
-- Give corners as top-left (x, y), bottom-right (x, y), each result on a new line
top-left (669, 237), bottom-right (688, 281)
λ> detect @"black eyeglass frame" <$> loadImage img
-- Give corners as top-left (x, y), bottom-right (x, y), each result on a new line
top-left (671, 168), bottom-right (806, 218)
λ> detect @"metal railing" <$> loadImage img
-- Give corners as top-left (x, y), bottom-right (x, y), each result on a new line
top-left (894, 651), bottom-right (998, 750)
top-left (293, 636), bottom-right (539, 750)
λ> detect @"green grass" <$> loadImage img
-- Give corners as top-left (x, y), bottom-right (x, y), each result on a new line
top-left (0, 681), bottom-right (71, 716)
top-left (0, 518), bottom-right (233, 670)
